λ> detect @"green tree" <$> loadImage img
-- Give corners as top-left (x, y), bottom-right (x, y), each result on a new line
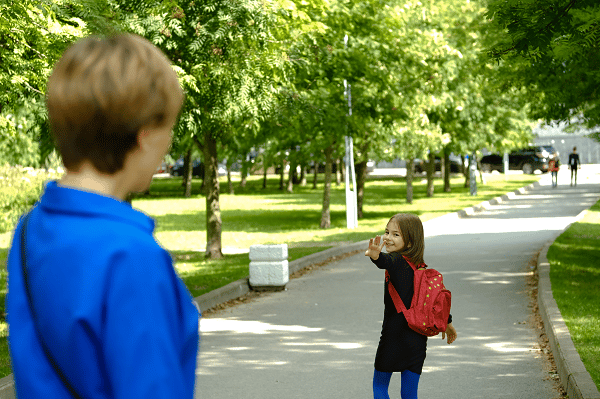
top-left (486, 0), bottom-right (600, 129)
top-left (111, 0), bottom-right (289, 258)
top-left (0, 0), bottom-right (85, 166)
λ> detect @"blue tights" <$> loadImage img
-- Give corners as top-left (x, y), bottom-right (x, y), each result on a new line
top-left (373, 369), bottom-right (420, 399)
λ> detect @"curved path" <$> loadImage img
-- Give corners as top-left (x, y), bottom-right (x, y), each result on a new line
top-left (195, 166), bottom-right (600, 399)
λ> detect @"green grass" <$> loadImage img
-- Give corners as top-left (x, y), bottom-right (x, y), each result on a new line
top-left (132, 173), bottom-right (540, 251)
top-left (0, 171), bottom-right (539, 378)
top-left (547, 199), bottom-right (600, 391)
top-left (172, 246), bottom-right (331, 298)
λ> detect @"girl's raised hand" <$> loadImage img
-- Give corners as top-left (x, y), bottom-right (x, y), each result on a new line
top-left (365, 235), bottom-right (384, 260)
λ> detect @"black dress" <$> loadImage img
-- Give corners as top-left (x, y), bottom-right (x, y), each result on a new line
top-left (371, 252), bottom-right (449, 375)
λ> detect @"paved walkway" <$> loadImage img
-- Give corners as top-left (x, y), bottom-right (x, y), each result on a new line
top-left (194, 166), bottom-right (600, 399)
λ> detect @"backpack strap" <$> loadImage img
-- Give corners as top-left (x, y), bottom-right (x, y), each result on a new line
top-left (20, 212), bottom-right (83, 398)
top-left (385, 256), bottom-right (426, 314)
top-left (385, 270), bottom-right (406, 313)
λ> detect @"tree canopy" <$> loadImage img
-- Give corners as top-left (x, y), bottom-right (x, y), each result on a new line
top-left (0, 0), bottom-right (544, 254)
top-left (486, 0), bottom-right (600, 128)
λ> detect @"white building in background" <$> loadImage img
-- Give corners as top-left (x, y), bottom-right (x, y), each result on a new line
top-left (534, 122), bottom-right (600, 164)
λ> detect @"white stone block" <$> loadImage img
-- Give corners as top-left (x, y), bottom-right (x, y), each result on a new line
top-left (249, 244), bottom-right (288, 262)
top-left (249, 260), bottom-right (289, 289)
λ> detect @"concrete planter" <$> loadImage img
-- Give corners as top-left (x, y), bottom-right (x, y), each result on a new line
top-left (249, 244), bottom-right (289, 291)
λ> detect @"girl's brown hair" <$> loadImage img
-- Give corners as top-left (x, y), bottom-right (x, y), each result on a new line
top-left (389, 213), bottom-right (425, 265)
top-left (47, 34), bottom-right (183, 174)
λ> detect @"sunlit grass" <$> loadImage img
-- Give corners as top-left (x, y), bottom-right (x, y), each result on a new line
top-left (133, 173), bottom-right (539, 251)
top-left (547, 199), bottom-right (600, 391)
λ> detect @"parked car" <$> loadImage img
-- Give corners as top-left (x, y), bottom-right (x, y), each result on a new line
top-left (414, 155), bottom-right (462, 174)
top-left (171, 159), bottom-right (204, 177)
top-left (481, 146), bottom-right (555, 174)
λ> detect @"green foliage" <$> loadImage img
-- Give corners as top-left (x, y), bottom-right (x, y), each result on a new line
top-left (0, 114), bottom-right (39, 167)
top-left (113, 0), bottom-right (288, 143)
top-left (0, 165), bottom-right (62, 234)
top-left (486, 0), bottom-right (600, 129)
top-left (0, 0), bottom-right (86, 165)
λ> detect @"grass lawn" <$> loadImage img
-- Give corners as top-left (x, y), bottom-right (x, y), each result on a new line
top-left (0, 171), bottom-right (539, 378)
top-left (547, 198), bottom-right (600, 391)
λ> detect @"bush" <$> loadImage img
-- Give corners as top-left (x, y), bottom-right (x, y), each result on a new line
top-left (0, 164), bottom-right (62, 234)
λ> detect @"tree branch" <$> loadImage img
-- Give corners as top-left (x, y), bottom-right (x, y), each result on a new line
top-left (192, 135), bottom-right (203, 152)
top-left (24, 82), bottom-right (44, 95)
top-left (489, 0), bottom-right (579, 59)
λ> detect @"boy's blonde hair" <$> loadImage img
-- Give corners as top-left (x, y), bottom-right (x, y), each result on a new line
top-left (47, 34), bottom-right (183, 174)
top-left (389, 213), bottom-right (425, 265)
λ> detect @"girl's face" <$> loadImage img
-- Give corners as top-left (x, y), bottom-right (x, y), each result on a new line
top-left (383, 221), bottom-right (405, 253)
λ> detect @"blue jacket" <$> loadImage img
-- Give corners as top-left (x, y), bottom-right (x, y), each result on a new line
top-left (7, 181), bottom-right (199, 398)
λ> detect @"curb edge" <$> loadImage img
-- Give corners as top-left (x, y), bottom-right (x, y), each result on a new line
top-left (537, 210), bottom-right (600, 399)
top-left (457, 180), bottom-right (541, 218)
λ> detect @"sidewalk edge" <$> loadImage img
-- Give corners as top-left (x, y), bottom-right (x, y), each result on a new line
top-left (457, 180), bottom-right (541, 218)
top-left (193, 242), bottom-right (369, 313)
top-left (0, 375), bottom-right (14, 399)
top-left (537, 210), bottom-right (600, 399)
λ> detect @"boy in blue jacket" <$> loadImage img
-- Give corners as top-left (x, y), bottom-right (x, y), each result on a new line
top-left (7, 34), bottom-right (200, 398)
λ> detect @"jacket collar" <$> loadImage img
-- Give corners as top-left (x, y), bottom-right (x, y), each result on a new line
top-left (39, 181), bottom-right (155, 233)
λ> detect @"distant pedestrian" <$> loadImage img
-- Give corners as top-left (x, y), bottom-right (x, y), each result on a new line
top-left (549, 156), bottom-right (559, 188)
top-left (569, 147), bottom-right (581, 186)
top-left (365, 213), bottom-right (457, 399)
top-left (6, 34), bottom-right (199, 398)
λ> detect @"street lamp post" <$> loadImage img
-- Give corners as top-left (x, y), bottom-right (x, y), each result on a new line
top-left (344, 34), bottom-right (358, 228)
top-left (469, 152), bottom-right (477, 196)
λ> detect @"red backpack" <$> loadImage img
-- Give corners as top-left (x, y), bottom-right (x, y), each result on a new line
top-left (385, 256), bottom-right (451, 337)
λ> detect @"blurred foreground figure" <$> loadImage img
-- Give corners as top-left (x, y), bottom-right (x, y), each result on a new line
top-left (7, 34), bottom-right (199, 398)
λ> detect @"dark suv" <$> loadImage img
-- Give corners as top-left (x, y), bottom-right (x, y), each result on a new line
top-left (481, 146), bottom-right (555, 174)
top-left (414, 155), bottom-right (462, 174)
top-left (171, 158), bottom-right (204, 177)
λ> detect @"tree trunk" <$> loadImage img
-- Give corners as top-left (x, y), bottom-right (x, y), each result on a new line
top-left (312, 163), bottom-right (319, 189)
top-left (320, 147), bottom-right (333, 228)
top-left (204, 131), bottom-right (223, 259)
top-left (443, 148), bottom-right (451, 192)
top-left (227, 164), bottom-right (234, 195)
top-left (286, 159), bottom-right (295, 193)
top-left (279, 162), bottom-right (285, 190)
top-left (406, 157), bottom-right (415, 204)
top-left (300, 165), bottom-right (307, 186)
top-left (335, 158), bottom-right (342, 186)
top-left (240, 160), bottom-right (248, 189)
top-left (426, 152), bottom-right (435, 197)
top-left (355, 160), bottom-right (367, 219)
top-left (477, 158), bottom-right (486, 184)
top-left (183, 149), bottom-right (193, 198)
top-left (262, 160), bottom-right (268, 189)
top-left (191, 136), bottom-right (205, 194)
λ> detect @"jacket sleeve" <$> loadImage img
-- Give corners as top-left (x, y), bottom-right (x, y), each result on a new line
top-left (103, 243), bottom-right (197, 399)
top-left (370, 252), bottom-right (400, 270)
